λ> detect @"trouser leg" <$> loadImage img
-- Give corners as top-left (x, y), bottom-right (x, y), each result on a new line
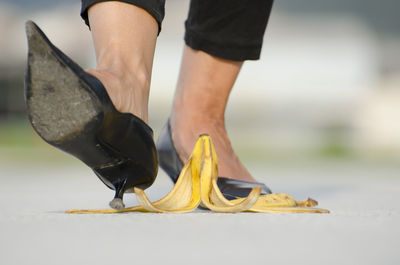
top-left (184, 0), bottom-right (274, 61)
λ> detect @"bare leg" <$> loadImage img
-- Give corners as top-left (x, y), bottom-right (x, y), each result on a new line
top-left (86, 2), bottom-right (158, 123)
top-left (171, 46), bottom-right (255, 182)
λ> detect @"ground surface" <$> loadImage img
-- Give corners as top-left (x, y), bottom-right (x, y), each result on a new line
top-left (0, 150), bottom-right (399, 265)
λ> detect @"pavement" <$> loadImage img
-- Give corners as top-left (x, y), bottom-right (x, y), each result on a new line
top-left (0, 155), bottom-right (399, 265)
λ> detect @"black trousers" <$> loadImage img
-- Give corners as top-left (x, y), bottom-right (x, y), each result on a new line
top-left (81, 0), bottom-right (274, 61)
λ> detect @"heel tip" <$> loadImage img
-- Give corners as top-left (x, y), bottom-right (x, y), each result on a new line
top-left (109, 198), bottom-right (125, 210)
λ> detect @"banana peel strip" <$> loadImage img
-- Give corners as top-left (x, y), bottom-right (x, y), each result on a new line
top-left (66, 145), bottom-right (201, 214)
top-left (227, 194), bottom-right (330, 213)
top-left (198, 136), bottom-right (261, 212)
top-left (66, 135), bottom-right (329, 214)
top-left (133, 154), bottom-right (201, 213)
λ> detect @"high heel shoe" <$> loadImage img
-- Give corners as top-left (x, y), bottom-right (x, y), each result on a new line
top-left (24, 21), bottom-right (158, 209)
top-left (156, 121), bottom-right (272, 200)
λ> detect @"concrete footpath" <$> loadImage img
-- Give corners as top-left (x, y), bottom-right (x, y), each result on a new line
top-left (0, 160), bottom-right (399, 265)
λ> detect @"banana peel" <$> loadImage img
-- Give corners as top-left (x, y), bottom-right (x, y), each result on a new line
top-left (197, 136), bottom-right (262, 213)
top-left (132, 142), bottom-right (202, 213)
top-left (66, 135), bottom-right (329, 214)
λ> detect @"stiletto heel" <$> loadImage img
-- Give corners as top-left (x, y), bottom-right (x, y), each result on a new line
top-left (24, 21), bottom-right (158, 209)
top-left (109, 178), bottom-right (127, 209)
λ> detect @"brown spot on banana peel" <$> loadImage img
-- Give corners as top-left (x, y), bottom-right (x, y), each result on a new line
top-left (296, 198), bottom-right (318, 207)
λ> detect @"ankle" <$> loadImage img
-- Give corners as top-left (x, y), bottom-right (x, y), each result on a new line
top-left (171, 110), bottom-right (225, 134)
top-left (98, 53), bottom-right (151, 87)
top-left (172, 98), bottom-right (225, 127)
top-left (87, 59), bottom-right (151, 122)
top-left (95, 66), bottom-right (151, 96)
top-left (170, 111), bottom-right (226, 160)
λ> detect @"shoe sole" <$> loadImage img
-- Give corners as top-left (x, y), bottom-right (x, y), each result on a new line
top-left (25, 22), bottom-right (101, 144)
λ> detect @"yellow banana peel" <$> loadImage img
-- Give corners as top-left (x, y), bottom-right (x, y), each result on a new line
top-left (66, 135), bottom-right (329, 214)
top-left (198, 136), bottom-right (262, 212)
top-left (132, 143), bottom-right (202, 213)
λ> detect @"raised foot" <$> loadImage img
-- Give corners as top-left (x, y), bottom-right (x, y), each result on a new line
top-left (109, 198), bottom-right (125, 210)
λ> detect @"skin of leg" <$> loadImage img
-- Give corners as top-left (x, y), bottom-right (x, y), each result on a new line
top-left (86, 1), bottom-right (158, 123)
top-left (171, 45), bottom-right (256, 182)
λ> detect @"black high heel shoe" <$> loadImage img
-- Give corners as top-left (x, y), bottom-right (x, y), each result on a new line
top-left (156, 121), bottom-right (272, 200)
top-left (24, 21), bottom-right (158, 209)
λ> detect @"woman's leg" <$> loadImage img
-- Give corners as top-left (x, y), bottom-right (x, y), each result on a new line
top-left (171, 0), bottom-right (274, 182)
top-left (84, 1), bottom-right (159, 123)
top-left (171, 46), bottom-right (255, 182)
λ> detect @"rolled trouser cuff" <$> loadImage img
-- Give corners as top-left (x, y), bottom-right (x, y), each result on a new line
top-left (184, 0), bottom-right (274, 61)
top-left (184, 28), bottom-right (263, 61)
top-left (80, 0), bottom-right (165, 34)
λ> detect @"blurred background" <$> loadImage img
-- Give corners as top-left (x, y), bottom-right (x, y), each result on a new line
top-left (1, 0), bottom-right (400, 167)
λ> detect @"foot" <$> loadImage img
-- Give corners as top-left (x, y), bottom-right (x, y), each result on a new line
top-left (170, 116), bottom-right (256, 183)
top-left (86, 68), bottom-right (150, 123)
